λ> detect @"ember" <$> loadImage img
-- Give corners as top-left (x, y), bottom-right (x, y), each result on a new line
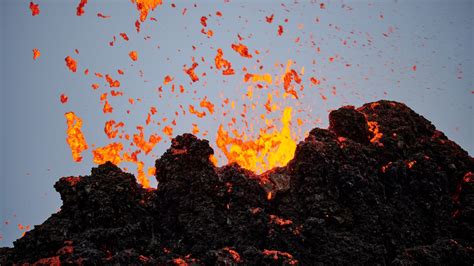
top-left (64, 56), bottom-right (77, 73)
top-left (32, 48), bottom-right (40, 60)
top-left (29, 2), bottom-right (40, 16)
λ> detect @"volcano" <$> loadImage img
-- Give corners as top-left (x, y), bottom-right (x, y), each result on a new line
top-left (1, 100), bottom-right (473, 265)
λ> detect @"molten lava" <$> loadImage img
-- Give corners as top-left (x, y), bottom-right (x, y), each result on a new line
top-left (216, 107), bottom-right (297, 174)
top-left (131, 0), bottom-right (162, 22)
top-left (65, 112), bottom-right (88, 162)
top-left (32, 49), bottom-right (40, 61)
top-left (29, 2), bottom-right (40, 16)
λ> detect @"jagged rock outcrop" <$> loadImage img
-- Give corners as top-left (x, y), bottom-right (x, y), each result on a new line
top-left (1, 100), bottom-right (473, 265)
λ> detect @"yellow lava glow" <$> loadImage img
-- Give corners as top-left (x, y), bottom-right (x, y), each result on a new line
top-left (92, 142), bottom-right (123, 165)
top-left (65, 112), bottom-right (88, 162)
top-left (216, 107), bottom-right (297, 174)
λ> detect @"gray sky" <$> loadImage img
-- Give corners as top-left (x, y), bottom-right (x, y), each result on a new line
top-left (1, 0), bottom-right (472, 246)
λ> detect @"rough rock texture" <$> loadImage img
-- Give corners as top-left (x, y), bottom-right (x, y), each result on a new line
top-left (1, 100), bottom-right (473, 265)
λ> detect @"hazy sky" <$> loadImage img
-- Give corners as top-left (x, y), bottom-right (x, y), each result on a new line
top-left (1, 0), bottom-right (472, 246)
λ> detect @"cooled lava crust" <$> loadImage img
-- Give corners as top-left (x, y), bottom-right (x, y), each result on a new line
top-left (1, 100), bottom-right (473, 265)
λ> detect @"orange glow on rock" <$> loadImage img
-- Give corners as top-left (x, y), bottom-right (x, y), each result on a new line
top-left (209, 154), bottom-right (218, 166)
top-left (367, 121), bottom-right (383, 143)
top-left (18, 224), bottom-right (31, 238)
top-left (65, 112), bottom-right (89, 162)
top-left (262, 250), bottom-right (298, 265)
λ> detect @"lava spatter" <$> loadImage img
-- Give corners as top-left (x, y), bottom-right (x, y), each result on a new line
top-left (65, 112), bottom-right (88, 162)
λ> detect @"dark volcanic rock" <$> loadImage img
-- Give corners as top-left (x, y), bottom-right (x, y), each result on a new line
top-left (1, 100), bottom-right (473, 265)
top-left (329, 105), bottom-right (371, 144)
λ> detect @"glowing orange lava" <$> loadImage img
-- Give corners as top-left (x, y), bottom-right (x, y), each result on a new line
top-left (32, 49), bottom-right (40, 60)
top-left (29, 2), bottom-right (40, 16)
top-left (184, 62), bottom-right (199, 82)
top-left (65, 56), bottom-right (77, 73)
top-left (93, 142), bottom-right (123, 165)
top-left (231, 43), bottom-right (252, 58)
top-left (129, 51), bottom-right (138, 61)
top-left (216, 107), bottom-right (297, 174)
top-left (65, 112), bottom-right (88, 162)
top-left (76, 0), bottom-right (88, 16)
top-left (215, 49), bottom-right (235, 75)
top-left (131, 0), bottom-right (162, 22)
top-left (367, 121), bottom-right (383, 143)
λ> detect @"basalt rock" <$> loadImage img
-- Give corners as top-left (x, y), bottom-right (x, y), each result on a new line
top-left (1, 100), bottom-right (473, 265)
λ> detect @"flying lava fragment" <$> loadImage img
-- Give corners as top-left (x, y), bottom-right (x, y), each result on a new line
top-left (76, 0), bottom-right (88, 16)
top-left (215, 49), bottom-right (235, 75)
top-left (278, 25), bottom-right (284, 36)
top-left (200, 97), bottom-right (215, 114)
top-left (65, 56), bottom-right (77, 73)
top-left (65, 112), bottom-right (88, 162)
top-left (60, 94), bottom-right (68, 104)
top-left (266, 14), bottom-right (274, 23)
top-left (32, 49), bottom-right (40, 60)
top-left (231, 43), bottom-right (252, 58)
top-left (120, 33), bottom-right (129, 41)
top-left (131, 0), bottom-right (163, 22)
top-left (184, 62), bottom-right (199, 82)
top-left (129, 51), bottom-right (138, 61)
top-left (29, 2), bottom-right (40, 16)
